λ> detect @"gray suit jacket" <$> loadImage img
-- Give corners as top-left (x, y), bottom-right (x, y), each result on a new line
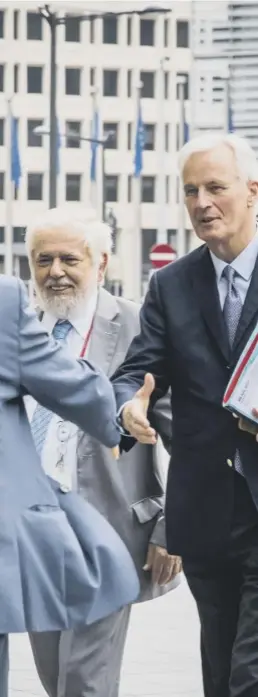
top-left (0, 277), bottom-right (139, 633)
top-left (74, 289), bottom-right (180, 602)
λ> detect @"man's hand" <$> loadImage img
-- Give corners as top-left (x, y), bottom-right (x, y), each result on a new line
top-left (122, 373), bottom-right (157, 444)
top-left (143, 544), bottom-right (182, 586)
top-left (239, 408), bottom-right (258, 440)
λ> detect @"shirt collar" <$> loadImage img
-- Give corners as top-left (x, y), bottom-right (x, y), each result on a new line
top-left (210, 234), bottom-right (258, 282)
top-left (43, 291), bottom-right (98, 339)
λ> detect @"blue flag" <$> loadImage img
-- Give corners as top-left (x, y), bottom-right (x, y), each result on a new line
top-left (11, 116), bottom-right (21, 188)
top-left (134, 102), bottom-right (145, 178)
top-left (90, 109), bottom-right (99, 182)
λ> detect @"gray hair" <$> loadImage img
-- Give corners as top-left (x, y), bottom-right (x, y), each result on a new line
top-left (25, 203), bottom-right (113, 267)
top-left (178, 132), bottom-right (258, 182)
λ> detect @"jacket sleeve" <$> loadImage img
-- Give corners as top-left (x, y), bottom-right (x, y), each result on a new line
top-left (17, 279), bottom-right (120, 448)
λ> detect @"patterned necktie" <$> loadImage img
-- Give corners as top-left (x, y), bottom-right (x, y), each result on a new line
top-left (31, 320), bottom-right (72, 456)
top-left (223, 265), bottom-right (244, 475)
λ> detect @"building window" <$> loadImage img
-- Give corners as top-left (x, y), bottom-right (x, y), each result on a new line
top-left (89, 17), bottom-right (95, 43)
top-left (27, 120), bottom-right (43, 147)
top-left (141, 71), bottom-right (155, 98)
top-left (0, 65), bottom-right (4, 92)
top-left (104, 175), bottom-right (118, 202)
top-left (103, 70), bottom-right (118, 97)
top-left (164, 72), bottom-right (169, 99)
top-left (19, 256), bottom-right (30, 281)
top-left (13, 10), bottom-right (19, 39)
top-left (103, 123), bottom-right (118, 149)
top-left (166, 175), bottom-right (170, 204)
top-left (27, 12), bottom-right (42, 40)
top-left (90, 68), bottom-right (95, 87)
top-left (127, 17), bottom-right (132, 45)
top-left (127, 70), bottom-right (132, 97)
top-left (65, 121), bottom-right (81, 148)
top-left (65, 68), bottom-right (81, 95)
top-left (14, 64), bottom-right (19, 93)
top-left (144, 124), bottom-right (155, 150)
top-left (176, 73), bottom-right (189, 100)
top-left (0, 227), bottom-right (4, 243)
top-left (66, 174), bottom-right (81, 201)
top-left (65, 15), bottom-right (81, 42)
top-left (141, 229), bottom-right (157, 266)
top-left (141, 176), bottom-right (155, 203)
top-left (27, 173), bottom-right (43, 200)
top-left (103, 16), bottom-right (117, 44)
top-left (164, 18), bottom-right (169, 47)
top-left (176, 176), bottom-right (180, 203)
top-left (127, 175), bottom-right (132, 202)
top-left (165, 124), bottom-right (169, 151)
top-left (176, 20), bottom-right (189, 48)
top-left (127, 123), bottom-right (132, 149)
top-left (0, 172), bottom-right (4, 199)
top-left (0, 10), bottom-right (4, 38)
top-left (27, 66), bottom-right (43, 93)
top-left (13, 227), bottom-right (26, 243)
top-left (140, 19), bottom-right (154, 46)
top-left (0, 118), bottom-right (4, 146)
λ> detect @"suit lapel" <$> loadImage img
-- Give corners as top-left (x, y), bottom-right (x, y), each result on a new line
top-left (191, 246), bottom-right (230, 363)
top-left (88, 289), bottom-right (120, 376)
top-left (233, 255), bottom-right (258, 354)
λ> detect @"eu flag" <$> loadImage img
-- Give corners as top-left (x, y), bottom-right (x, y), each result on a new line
top-left (134, 103), bottom-right (145, 178)
top-left (90, 109), bottom-right (99, 182)
top-left (11, 116), bottom-right (21, 188)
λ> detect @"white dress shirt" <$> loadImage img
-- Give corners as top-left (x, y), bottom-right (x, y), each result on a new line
top-left (210, 234), bottom-right (258, 309)
top-left (25, 292), bottom-right (98, 490)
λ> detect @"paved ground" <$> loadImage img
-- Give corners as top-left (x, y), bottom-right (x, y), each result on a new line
top-left (9, 576), bottom-right (203, 697)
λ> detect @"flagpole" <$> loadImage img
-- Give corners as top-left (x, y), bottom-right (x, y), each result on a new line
top-left (5, 98), bottom-right (13, 276)
top-left (90, 88), bottom-right (98, 211)
top-left (156, 58), bottom-right (169, 244)
top-left (133, 81), bottom-right (143, 303)
top-left (177, 77), bottom-right (186, 259)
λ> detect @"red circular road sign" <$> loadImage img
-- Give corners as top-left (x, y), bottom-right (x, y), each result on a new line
top-left (149, 243), bottom-right (177, 269)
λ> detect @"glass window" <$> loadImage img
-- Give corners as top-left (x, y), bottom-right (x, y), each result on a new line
top-left (164, 18), bottom-right (169, 47)
top-left (19, 256), bottom-right (30, 281)
top-left (141, 176), bottom-right (155, 203)
top-left (103, 16), bottom-right (117, 44)
top-left (0, 118), bottom-right (4, 146)
top-left (164, 72), bottom-right (169, 99)
top-left (176, 73), bottom-right (189, 100)
top-left (66, 174), bottom-right (81, 201)
top-left (127, 123), bottom-right (132, 149)
top-left (14, 64), bottom-right (19, 93)
top-left (104, 175), bottom-right (118, 202)
top-left (65, 15), bottom-right (81, 42)
top-left (127, 17), bottom-right (132, 45)
top-left (103, 70), bottom-right (118, 97)
top-left (144, 124), bottom-right (155, 150)
top-left (13, 227), bottom-right (26, 243)
top-left (127, 70), bottom-right (132, 97)
top-left (176, 20), bottom-right (189, 48)
top-left (89, 17), bottom-right (95, 43)
top-left (165, 124), bottom-right (169, 152)
top-left (0, 172), bottom-right (4, 199)
top-left (166, 176), bottom-right (170, 204)
top-left (0, 10), bottom-right (4, 38)
top-left (27, 12), bottom-right (42, 40)
top-left (140, 19), bottom-right (154, 46)
top-left (141, 229), bottom-right (157, 265)
top-left (27, 66), bottom-right (43, 93)
top-left (90, 68), bottom-right (95, 87)
top-left (103, 123), bottom-right (118, 149)
top-left (0, 65), bottom-right (4, 92)
top-left (65, 68), bottom-right (81, 95)
top-left (140, 71), bottom-right (155, 98)
top-left (0, 227), bottom-right (4, 243)
top-left (13, 10), bottom-right (19, 39)
top-left (27, 120), bottom-right (43, 147)
top-left (127, 175), bottom-right (132, 202)
top-left (27, 173), bottom-right (43, 200)
top-left (65, 121), bottom-right (81, 148)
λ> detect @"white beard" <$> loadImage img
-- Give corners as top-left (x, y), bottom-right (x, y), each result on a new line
top-left (33, 273), bottom-right (99, 320)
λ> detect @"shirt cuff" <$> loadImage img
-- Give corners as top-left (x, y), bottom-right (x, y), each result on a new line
top-left (117, 402), bottom-right (132, 436)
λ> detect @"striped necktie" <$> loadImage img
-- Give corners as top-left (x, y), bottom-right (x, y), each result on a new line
top-left (30, 320), bottom-right (72, 456)
top-left (223, 266), bottom-right (244, 475)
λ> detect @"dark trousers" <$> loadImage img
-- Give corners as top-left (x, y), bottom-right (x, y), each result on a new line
top-left (184, 471), bottom-right (258, 697)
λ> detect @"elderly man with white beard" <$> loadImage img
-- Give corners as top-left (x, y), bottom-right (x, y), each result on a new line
top-left (25, 204), bottom-right (181, 697)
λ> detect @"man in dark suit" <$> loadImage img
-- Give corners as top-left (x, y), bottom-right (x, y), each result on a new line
top-left (112, 133), bottom-right (258, 697)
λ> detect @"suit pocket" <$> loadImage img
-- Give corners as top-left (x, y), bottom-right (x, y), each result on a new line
top-left (131, 497), bottom-right (162, 524)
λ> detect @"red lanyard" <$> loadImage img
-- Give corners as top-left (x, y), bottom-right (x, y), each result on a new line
top-left (79, 316), bottom-right (95, 358)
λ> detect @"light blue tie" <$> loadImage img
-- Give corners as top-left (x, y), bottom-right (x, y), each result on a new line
top-left (223, 266), bottom-right (244, 475)
top-left (31, 320), bottom-right (72, 456)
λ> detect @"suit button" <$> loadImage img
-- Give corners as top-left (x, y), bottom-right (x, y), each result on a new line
top-left (226, 458), bottom-right (233, 467)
